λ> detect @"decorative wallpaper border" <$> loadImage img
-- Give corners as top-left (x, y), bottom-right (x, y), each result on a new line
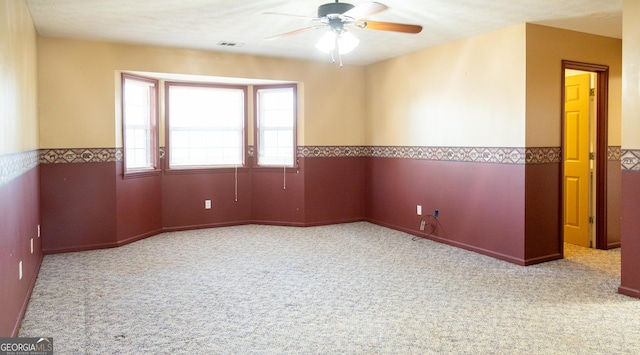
top-left (0, 150), bottom-right (39, 186)
top-left (298, 146), bottom-right (561, 164)
top-left (609, 146), bottom-right (622, 161)
top-left (298, 146), bottom-right (370, 158)
top-left (622, 149), bottom-right (640, 171)
top-left (1, 146), bottom-right (633, 186)
top-left (31, 146), bottom-right (626, 166)
top-left (39, 148), bottom-right (122, 164)
top-left (369, 146), bottom-right (532, 164)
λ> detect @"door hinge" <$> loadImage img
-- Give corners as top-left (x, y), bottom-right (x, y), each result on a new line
top-left (589, 216), bottom-right (594, 224)
top-left (589, 152), bottom-right (595, 160)
top-left (590, 88), bottom-right (595, 96)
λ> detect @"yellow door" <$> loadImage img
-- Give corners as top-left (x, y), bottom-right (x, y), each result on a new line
top-left (563, 73), bottom-right (591, 247)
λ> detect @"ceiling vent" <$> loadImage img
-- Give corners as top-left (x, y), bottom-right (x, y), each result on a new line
top-left (217, 41), bottom-right (244, 47)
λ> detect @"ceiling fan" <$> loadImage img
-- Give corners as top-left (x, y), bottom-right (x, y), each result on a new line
top-left (265, 1), bottom-right (422, 66)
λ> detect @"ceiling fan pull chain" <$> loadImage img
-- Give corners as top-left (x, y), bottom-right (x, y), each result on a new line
top-left (336, 35), bottom-right (343, 67)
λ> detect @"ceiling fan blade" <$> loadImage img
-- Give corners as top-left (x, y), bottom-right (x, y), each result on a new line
top-left (265, 25), bottom-right (327, 41)
top-left (341, 2), bottom-right (387, 20)
top-left (262, 12), bottom-right (320, 21)
top-left (357, 20), bottom-right (422, 34)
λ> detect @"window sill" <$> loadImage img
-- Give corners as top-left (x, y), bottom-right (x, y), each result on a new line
top-left (123, 168), bottom-right (162, 179)
top-left (252, 165), bottom-right (299, 173)
top-left (164, 166), bottom-right (249, 175)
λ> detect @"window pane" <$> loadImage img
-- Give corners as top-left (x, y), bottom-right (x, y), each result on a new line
top-left (277, 129), bottom-right (293, 148)
top-left (206, 148), bottom-right (223, 162)
top-left (261, 130), bottom-right (278, 150)
top-left (134, 129), bottom-right (148, 149)
top-left (123, 75), bottom-right (156, 172)
top-left (263, 110), bottom-right (294, 128)
top-left (190, 131), bottom-right (207, 148)
top-left (169, 86), bottom-right (244, 129)
top-left (134, 149), bottom-right (148, 168)
top-left (172, 148), bottom-right (189, 165)
top-left (125, 105), bottom-right (147, 126)
top-left (207, 131), bottom-right (222, 148)
top-left (257, 85), bottom-right (296, 167)
top-left (124, 83), bottom-right (151, 127)
top-left (168, 84), bottom-right (245, 167)
top-left (190, 148), bottom-right (206, 165)
top-left (224, 147), bottom-right (242, 163)
top-left (223, 131), bottom-right (241, 148)
top-left (261, 90), bottom-right (293, 110)
top-left (172, 131), bottom-right (189, 149)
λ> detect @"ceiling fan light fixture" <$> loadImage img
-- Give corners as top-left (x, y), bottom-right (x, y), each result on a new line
top-left (316, 31), bottom-right (337, 53)
top-left (337, 30), bottom-right (359, 54)
top-left (315, 29), bottom-right (359, 54)
top-left (266, 1), bottom-right (422, 65)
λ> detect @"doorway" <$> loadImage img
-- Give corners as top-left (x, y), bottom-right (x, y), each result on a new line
top-left (561, 60), bottom-right (609, 250)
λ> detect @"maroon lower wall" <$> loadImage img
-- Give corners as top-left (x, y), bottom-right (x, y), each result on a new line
top-left (40, 162), bottom-right (117, 253)
top-left (251, 160), bottom-right (305, 226)
top-left (38, 153), bottom-right (606, 268)
top-left (365, 158), bottom-right (531, 264)
top-left (304, 157), bottom-right (366, 225)
top-left (116, 162), bottom-right (163, 244)
top-left (162, 167), bottom-right (253, 230)
top-left (524, 163), bottom-right (562, 264)
top-left (620, 170), bottom-right (640, 298)
top-left (607, 160), bottom-right (622, 248)
top-left (39, 156), bottom-right (367, 253)
top-left (0, 166), bottom-right (42, 337)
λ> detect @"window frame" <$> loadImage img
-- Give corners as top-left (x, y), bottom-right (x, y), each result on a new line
top-left (121, 73), bottom-right (160, 178)
top-left (164, 81), bottom-right (247, 173)
top-left (253, 83), bottom-right (298, 168)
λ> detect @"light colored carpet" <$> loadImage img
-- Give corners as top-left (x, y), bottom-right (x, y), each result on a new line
top-left (19, 222), bottom-right (640, 354)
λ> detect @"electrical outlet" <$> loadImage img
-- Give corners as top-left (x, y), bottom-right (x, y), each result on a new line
top-left (417, 205), bottom-right (422, 215)
top-left (434, 209), bottom-right (439, 218)
top-left (419, 220), bottom-right (426, 231)
top-left (205, 200), bottom-right (211, 209)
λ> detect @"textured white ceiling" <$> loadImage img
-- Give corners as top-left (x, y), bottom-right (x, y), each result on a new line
top-left (25, 0), bottom-right (622, 66)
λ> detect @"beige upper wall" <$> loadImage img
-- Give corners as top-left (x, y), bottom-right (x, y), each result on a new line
top-left (525, 24), bottom-right (622, 147)
top-left (0, 0), bottom-right (38, 155)
top-left (38, 38), bottom-right (366, 148)
top-left (364, 22), bottom-right (622, 149)
top-left (364, 24), bottom-right (527, 147)
top-left (622, 0), bottom-right (640, 149)
top-left (32, 20), bottom-right (626, 150)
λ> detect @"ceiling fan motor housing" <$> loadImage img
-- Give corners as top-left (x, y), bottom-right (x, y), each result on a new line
top-left (318, 2), bottom-right (355, 17)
